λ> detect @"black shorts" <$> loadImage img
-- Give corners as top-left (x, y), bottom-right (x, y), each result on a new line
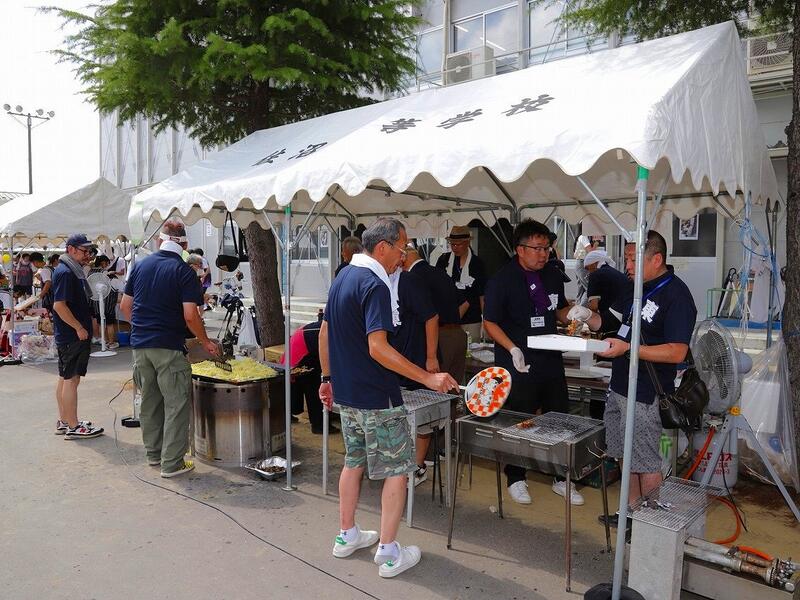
top-left (57, 339), bottom-right (91, 379)
top-left (13, 285), bottom-right (32, 296)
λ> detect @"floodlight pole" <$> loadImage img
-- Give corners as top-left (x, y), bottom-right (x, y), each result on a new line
top-left (3, 105), bottom-right (55, 195)
top-left (611, 165), bottom-right (649, 600)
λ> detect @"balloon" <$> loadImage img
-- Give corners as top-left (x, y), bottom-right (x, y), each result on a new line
top-left (2, 254), bottom-right (10, 264)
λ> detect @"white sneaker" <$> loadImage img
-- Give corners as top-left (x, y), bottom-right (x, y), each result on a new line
top-left (508, 481), bottom-right (532, 504)
top-left (552, 479), bottom-right (585, 506)
top-left (378, 545), bottom-right (421, 578)
top-left (332, 526), bottom-right (379, 558)
top-left (91, 337), bottom-right (101, 345)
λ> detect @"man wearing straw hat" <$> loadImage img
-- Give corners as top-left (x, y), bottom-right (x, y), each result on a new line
top-left (436, 225), bottom-right (487, 342)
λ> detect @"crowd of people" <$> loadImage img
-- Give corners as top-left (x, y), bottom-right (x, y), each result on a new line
top-left (33, 214), bottom-right (696, 579)
top-left (316, 217), bottom-right (696, 578)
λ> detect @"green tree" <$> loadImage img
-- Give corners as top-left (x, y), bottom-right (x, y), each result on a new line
top-left (49, 0), bottom-right (420, 345)
top-left (547, 0), bottom-right (800, 476)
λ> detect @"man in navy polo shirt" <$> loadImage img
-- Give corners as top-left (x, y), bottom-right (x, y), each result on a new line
top-left (318, 217), bottom-right (457, 579)
top-left (590, 230), bottom-right (696, 510)
top-left (121, 219), bottom-right (218, 478)
top-left (484, 219), bottom-right (588, 506)
top-left (51, 234), bottom-right (104, 439)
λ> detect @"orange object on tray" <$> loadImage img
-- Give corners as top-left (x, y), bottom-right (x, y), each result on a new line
top-left (465, 366), bottom-right (512, 417)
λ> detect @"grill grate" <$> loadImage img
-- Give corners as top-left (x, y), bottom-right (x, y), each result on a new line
top-left (401, 388), bottom-right (459, 410)
top-left (497, 412), bottom-right (601, 445)
top-left (630, 477), bottom-right (723, 531)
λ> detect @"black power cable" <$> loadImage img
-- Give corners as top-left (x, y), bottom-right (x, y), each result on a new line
top-left (107, 380), bottom-right (381, 600)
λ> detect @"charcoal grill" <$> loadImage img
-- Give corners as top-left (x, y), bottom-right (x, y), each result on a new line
top-left (447, 410), bottom-right (610, 592)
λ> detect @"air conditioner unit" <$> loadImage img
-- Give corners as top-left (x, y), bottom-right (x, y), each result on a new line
top-left (747, 31), bottom-right (792, 74)
top-left (445, 46), bottom-right (496, 85)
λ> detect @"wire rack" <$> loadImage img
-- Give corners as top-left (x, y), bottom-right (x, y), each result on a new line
top-left (630, 477), bottom-right (723, 531)
top-left (401, 388), bottom-right (460, 410)
top-left (497, 412), bottom-right (602, 445)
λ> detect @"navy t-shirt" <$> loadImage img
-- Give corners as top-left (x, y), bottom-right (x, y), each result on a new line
top-left (390, 271), bottom-right (437, 390)
top-left (408, 260), bottom-right (463, 326)
top-left (435, 251), bottom-right (486, 325)
top-left (609, 266), bottom-right (697, 404)
top-left (484, 258), bottom-right (568, 382)
top-left (51, 263), bottom-right (93, 346)
top-left (325, 266), bottom-right (402, 410)
top-left (587, 264), bottom-right (630, 331)
top-left (124, 250), bottom-right (204, 352)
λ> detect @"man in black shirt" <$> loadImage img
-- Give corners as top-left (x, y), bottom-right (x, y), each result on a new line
top-left (435, 226), bottom-right (487, 342)
top-left (407, 248), bottom-right (468, 388)
top-left (334, 236), bottom-right (363, 278)
top-left (484, 220), bottom-right (587, 506)
top-left (584, 250), bottom-right (629, 334)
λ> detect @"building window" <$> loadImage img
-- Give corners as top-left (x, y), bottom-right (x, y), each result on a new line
top-left (528, 1), bottom-right (605, 63)
top-left (416, 27), bottom-right (445, 81)
top-left (453, 4), bottom-right (519, 72)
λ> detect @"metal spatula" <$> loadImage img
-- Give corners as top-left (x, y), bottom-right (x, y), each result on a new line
top-left (214, 358), bottom-right (233, 372)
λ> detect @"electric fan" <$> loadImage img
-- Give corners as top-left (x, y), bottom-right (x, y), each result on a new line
top-left (88, 272), bottom-right (117, 358)
top-left (689, 319), bottom-right (799, 521)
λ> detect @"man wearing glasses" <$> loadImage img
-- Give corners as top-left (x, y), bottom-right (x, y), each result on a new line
top-left (51, 234), bottom-right (104, 439)
top-left (484, 219), bottom-right (587, 506)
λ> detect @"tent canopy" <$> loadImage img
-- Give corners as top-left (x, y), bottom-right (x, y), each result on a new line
top-left (0, 178), bottom-right (133, 246)
top-left (131, 21), bottom-right (778, 240)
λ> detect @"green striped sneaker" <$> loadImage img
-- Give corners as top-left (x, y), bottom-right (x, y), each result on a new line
top-left (332, 527), bottom-right (379, 558)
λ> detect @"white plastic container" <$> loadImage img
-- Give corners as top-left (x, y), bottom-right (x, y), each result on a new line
top-left (691, 428), bottom-right (738, 488)
top-left (527, 334), bottom-right (609, 353)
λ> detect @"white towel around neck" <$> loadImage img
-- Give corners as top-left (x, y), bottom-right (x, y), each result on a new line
top-left (446, 247), bottom-right (473, 288)
top-left (349, 252), bottom-right (401, 326)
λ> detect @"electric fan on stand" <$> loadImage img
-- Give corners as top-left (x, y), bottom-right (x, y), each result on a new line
top-left (690, 319), bottom-right (800, 521)
top-left (88, 272), bottom-right (117, 358)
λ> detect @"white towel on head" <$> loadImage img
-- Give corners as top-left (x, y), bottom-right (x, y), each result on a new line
top-left (583, 250), bottom-right (615, 269)
top-left (446, 247), bottom-right (473, 289)
top-left (349, 252), bottom-right (401, 326)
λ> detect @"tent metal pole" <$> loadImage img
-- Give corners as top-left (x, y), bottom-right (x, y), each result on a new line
top-left (645, 175), bottom-right (669, 231)
top-left (282, 204), bottom-right (296, 491)
top-left (576, 176), bottom-right (633, 241)
top-left (489, 208), bottom-right (515, 250)
top-left (611, 166), bottom-right (649, 600)
top-left (482, 167), bottom-right (518, 211)
top-left (259, 211), bottom-right (285, 251)
top-left (8, 235), bottom-right (16, 359)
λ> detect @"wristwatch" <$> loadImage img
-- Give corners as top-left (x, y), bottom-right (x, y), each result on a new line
top-left (320, 374), bottom-right (331, 383)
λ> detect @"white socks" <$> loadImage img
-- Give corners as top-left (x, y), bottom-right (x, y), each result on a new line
top-left (374, 540), bottom-right (400, 564)
top-left (340, 524), bottom-right (359, 541)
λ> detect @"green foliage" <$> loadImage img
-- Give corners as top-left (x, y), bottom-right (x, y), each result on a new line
top-left (532, 0), bottom-right (793, 41)
top-left (45, 1), bottom-right (421, 146)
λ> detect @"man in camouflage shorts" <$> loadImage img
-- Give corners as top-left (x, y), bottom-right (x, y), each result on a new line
top-left (319, 218), bottom-right (456, 578)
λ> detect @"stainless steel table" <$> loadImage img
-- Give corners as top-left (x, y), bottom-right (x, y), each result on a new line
top-left (322, 388), bottom-right (459, 527)
top-left (447, 410), bottom-right (611, 592)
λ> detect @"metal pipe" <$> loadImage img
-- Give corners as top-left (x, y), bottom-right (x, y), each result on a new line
top-left (766, 200), bottom-right (780, 348)
top-left (282, 204), bottom-right (295, 491)
top-left (576, 176), bottom-right (633, 241)
top-left (611, 166), bottom-right (649, 600)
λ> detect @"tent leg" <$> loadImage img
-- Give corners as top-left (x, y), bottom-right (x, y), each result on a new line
top-left (282, 205), bottom-right (296, 492)
top-left (611, 166), bottom-right (649, 600)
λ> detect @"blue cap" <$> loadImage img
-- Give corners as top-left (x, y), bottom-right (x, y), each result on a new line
top-left (66, 233), bottom-right (92, 248)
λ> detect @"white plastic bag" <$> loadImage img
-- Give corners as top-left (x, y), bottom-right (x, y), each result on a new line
top-left (17, 334), bottom-right (57, 363)
top-left (738, 339), bottom-right (800, 491)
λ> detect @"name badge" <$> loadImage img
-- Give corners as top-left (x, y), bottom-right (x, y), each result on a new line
top-left (531, 316), bottom-right (545, 328)
top-left (617, 324), bottom-right (631, 339)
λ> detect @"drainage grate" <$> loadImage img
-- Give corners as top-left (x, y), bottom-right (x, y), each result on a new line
top-left (630, 477), bottom-right (723, 531)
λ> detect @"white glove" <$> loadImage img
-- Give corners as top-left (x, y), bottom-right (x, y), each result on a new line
top-left (510, 347), bottom-right (530, 373)
top-left (567, 305), bottom-right (593, 322)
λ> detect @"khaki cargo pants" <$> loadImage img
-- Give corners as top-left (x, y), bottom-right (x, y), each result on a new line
top-left (133, 348), bottom-right (192, 473)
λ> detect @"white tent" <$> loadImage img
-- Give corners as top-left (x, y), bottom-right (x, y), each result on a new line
top-left (131, 21), bottom-right (778, 242)
top-left (129, 23), bottom-right (780, 594)
top-left (0, 177), bottom-right (133, 246)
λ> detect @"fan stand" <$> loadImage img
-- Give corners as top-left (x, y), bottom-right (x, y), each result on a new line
top-left (700, 408), bottom-right (800, 522)
top-left (90, 291), bottom-right (117, 358)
